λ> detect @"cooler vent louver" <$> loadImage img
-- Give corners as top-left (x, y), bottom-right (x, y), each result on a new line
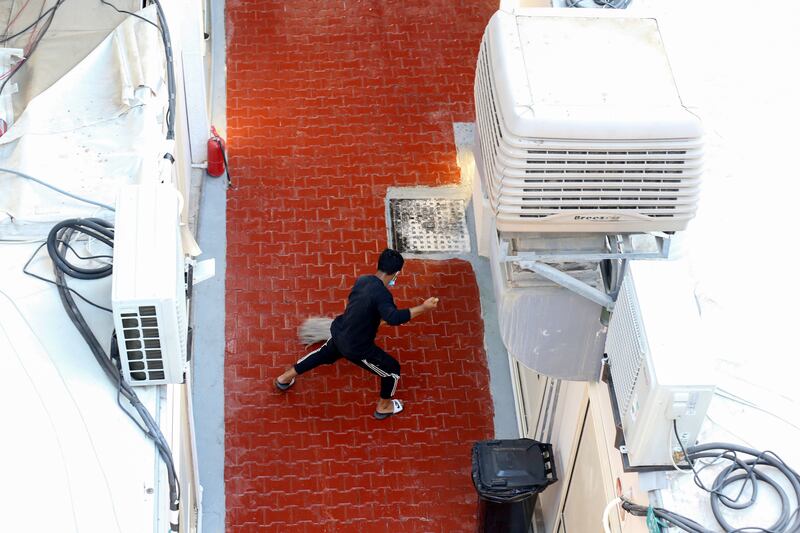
top-left (474, 11), bottom-right (704, 233)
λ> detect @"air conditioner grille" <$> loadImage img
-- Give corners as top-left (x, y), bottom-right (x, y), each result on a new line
top-left (120, 306), bottom-right (168, 382)
top-left (606, 276), bottom-right (646, 418)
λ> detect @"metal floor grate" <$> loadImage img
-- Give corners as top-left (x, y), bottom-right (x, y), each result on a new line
top-left (388, 198), bottom-right (470, 254)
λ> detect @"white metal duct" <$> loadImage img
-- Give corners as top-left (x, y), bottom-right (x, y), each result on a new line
top-left (489, 227), bottom-right (608, 381)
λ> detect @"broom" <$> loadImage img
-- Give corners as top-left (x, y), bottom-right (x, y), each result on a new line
top-left (297, 316), bottom-right (334, 345)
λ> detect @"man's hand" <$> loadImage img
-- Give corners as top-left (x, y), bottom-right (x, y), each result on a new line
top-left (422, 297), bottom-right (439, 311)
top-left (410, 297), bottom-right (440, 320)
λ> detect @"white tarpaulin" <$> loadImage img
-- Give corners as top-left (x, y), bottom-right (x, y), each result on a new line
top-left (0, 9), bottom-right (174, 532)
top-left (0, 5), bottom-right (167, 239)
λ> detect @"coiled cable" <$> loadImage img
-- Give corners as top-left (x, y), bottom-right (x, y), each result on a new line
top-left (45, 219), bottom-right (181, 522)
top-left (618, 421), bottom-right (800, 532)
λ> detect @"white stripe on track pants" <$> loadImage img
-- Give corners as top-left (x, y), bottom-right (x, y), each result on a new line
top-left (294, 338), bottom-right (400, 399)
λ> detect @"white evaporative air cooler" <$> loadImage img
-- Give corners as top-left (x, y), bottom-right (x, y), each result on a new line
top-left (605, 260), bottom-right (715, 468)
top-left (112, 184), bottom-right (188, 385)
top-left (474, 9), bottom-right (703, 233)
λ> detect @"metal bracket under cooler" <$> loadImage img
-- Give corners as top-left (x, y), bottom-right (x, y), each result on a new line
top-left (495, 229), bottom-right (673, 310)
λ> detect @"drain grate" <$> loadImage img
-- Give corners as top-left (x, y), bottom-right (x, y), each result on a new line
top-left (388, 198), bottom-right (470, 254)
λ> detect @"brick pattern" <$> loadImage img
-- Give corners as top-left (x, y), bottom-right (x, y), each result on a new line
top-left (225, 1), bottom-right (497, 531)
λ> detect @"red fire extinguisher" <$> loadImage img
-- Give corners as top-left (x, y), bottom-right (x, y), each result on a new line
top-left (207, 126), bottom-right (231, 186)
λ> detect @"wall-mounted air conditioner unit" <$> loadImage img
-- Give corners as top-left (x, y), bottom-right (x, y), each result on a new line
top-left (474, 9), bottom-right (703, 233)
top-left (112, 184), bottom-right (188, 385)
top-left (605, 260), bottom-right (714, 468)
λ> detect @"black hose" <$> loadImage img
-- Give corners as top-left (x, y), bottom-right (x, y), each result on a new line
top-left (620, 437), bottom-right (800, 533)
top-left (47, 219), bottom-right (180, 514)
top-left (688, 443), bottom-right (800, 533)
top-left (46, 218), bottom-right (114, 279)
top-left (151, 0), bottom-right (176, 141)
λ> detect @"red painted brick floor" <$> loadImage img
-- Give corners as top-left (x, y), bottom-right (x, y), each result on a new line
top-left (225, 1), bottom-right (497, 531)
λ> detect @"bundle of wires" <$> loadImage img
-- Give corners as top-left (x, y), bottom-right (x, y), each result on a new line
top-left (618, 420), bottom-right (800, 533)
top-left (31, 218), bottom-right (181, 529)
top-left (97, 0), bottom-right (174, 140)
top-left (0, 0), bottom-right (67, 95)
top-left (1, 0), bottom-right (175, 142)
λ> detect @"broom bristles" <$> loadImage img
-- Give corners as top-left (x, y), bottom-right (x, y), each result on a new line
top-left (298, 316), bottom-right (334, 345)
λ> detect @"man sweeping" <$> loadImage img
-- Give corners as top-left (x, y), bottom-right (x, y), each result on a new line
top-left (274, 249), bottom-right (439, 419)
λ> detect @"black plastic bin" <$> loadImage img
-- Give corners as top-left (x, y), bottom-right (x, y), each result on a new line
top-left (472, 439), bottom-right (558, 533)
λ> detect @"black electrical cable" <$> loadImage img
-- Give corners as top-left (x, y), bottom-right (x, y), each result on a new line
top-left (46, 218), bottom-right (114, 279)
top-left (99, 0), bottom-right (161, 32)
top-left (0, 2), bottom-right (62, 44)
top-left (45, 219), bottom-right (181, 519)
top-left (618, 423), bottom-right (800, 533)
top-left (673, 421), bottom-right (756, 509)
top-left (620, 499), bottom-right (715, 533)
top-left (150, 0), bottom-right (176, 141)
top-left (690, 445), bottom-right (800, 532)
top-left (96, 0), bottom-right (173, 141)
top-left (50, 222), bottom-right (181, 516)
top-left (23, 242), bottom-right (113, 313)
top-left (57, 239), bottom-right (113, 261)
top-left (1, 0), bottom-right (174, 142)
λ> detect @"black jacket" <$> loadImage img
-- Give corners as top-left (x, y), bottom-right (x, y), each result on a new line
top-left (330, 275), bottom-right (411, 357)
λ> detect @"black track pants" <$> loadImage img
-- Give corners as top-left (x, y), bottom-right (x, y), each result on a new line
top-left (293, 338), bottom-right (401, 399)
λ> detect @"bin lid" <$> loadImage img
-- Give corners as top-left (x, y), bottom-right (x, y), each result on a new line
top-left (474, 439), bottom-right (548, 491)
